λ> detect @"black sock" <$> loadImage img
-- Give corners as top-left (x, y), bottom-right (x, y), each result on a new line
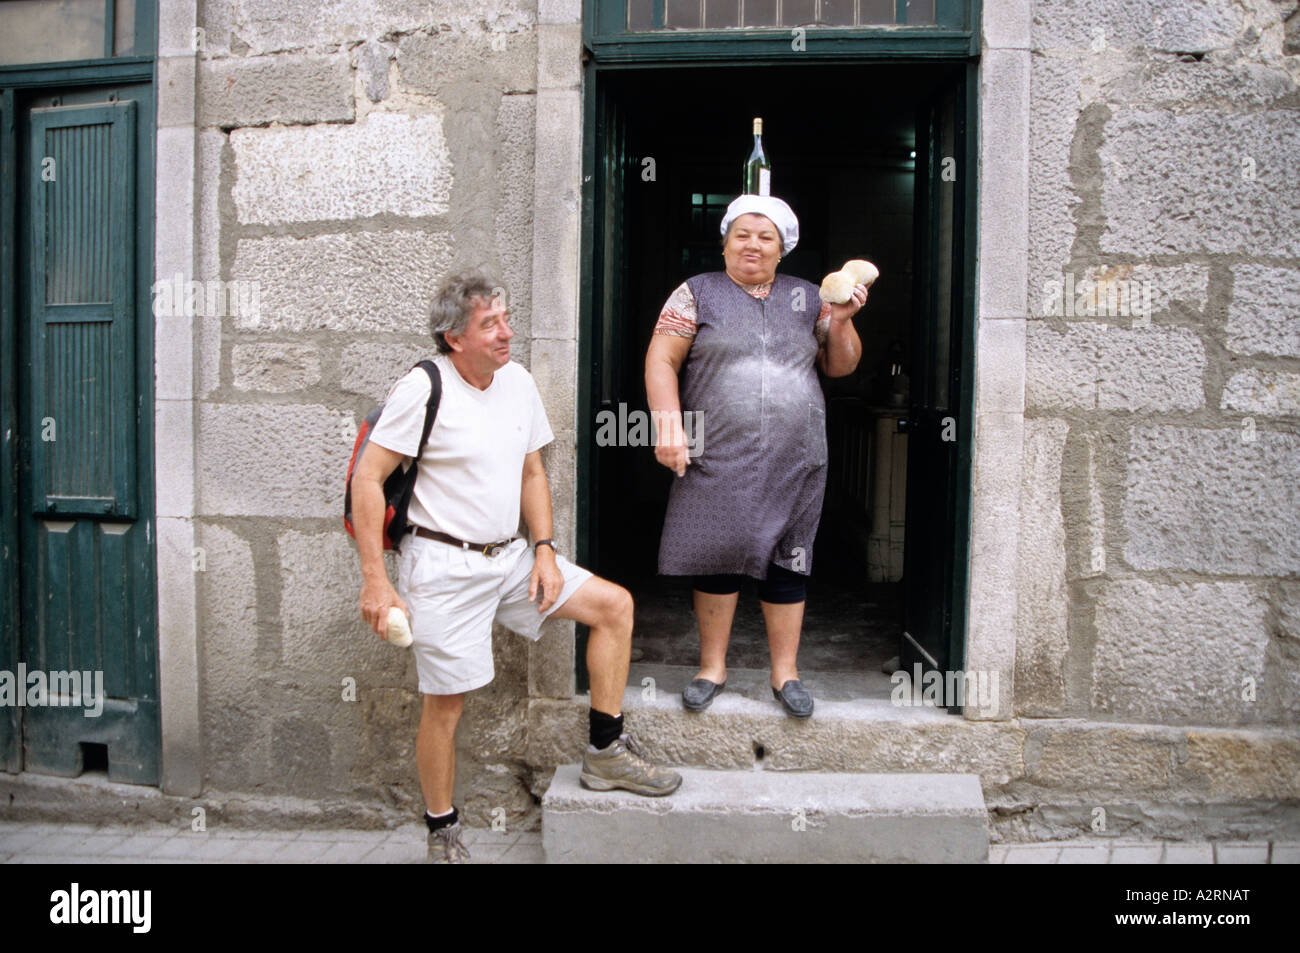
top-left (589, 708), bottom-right (624, 750)
top-left (425, 806), bottom-right (458, 832)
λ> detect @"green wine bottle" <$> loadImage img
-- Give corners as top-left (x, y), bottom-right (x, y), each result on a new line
top-left (744, 117), bottom-right (771, 196)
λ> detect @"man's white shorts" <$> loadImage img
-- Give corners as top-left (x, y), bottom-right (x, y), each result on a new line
top-left (395, 535), bottom-right (593, 696)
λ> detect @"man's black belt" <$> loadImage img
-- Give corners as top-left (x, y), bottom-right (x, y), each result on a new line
top-left (410, 526), bottom-right (517, 557)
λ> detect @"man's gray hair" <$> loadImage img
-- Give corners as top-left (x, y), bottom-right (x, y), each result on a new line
top-left (429, 272), bottom-right (501, 354)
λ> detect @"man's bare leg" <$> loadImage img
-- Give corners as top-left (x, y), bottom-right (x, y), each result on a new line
top-left (550, 576), bottom-right (633, 716)
top-left (693, 590), bottom-right (739, 684)
top-left (417, 692), bottom-right (464, 814)
top-left (552, 575), bottom-right (681, 795)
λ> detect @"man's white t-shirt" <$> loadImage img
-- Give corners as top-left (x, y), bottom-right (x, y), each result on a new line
top-left (367, 354), bottom-right (554, 542)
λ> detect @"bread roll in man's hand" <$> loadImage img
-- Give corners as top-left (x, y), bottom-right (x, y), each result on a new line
top-left (385, 606), bottom-right (413, 648)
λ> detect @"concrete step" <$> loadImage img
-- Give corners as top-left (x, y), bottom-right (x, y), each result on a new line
top-left (542, 765), bottom-right (989, 863)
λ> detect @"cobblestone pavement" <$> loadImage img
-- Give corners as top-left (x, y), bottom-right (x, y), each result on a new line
top-left (1, 821), bottom-right (1295, 863)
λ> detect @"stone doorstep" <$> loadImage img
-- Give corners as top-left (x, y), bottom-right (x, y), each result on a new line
top-left (609, 665), bottom-right (985, 776)
top-left (621, 698), bottom-right (954, 728)
top-left (541, 765), bottom-right (989, 864)
top-left (627, 663), bottom-right (908, 706)
top-left (619, 664), bottom-right (957, 734)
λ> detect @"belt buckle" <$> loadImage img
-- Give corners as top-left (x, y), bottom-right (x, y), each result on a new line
top-left (484, 543), bottom-right (504, 558)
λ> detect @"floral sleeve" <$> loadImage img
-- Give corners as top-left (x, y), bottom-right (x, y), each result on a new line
top-left (653, 282), bottom-right (698, 338)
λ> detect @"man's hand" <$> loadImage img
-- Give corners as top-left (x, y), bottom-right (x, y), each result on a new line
top-left (361, 574), bottom-right (409, 638)
top-left (529, 547), bottom-right (565, 615)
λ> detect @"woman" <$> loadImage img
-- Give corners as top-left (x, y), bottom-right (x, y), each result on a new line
top-left (644, 194), bottom-right (868, 717)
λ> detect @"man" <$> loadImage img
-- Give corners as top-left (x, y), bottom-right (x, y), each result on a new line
top-left (353, 273), bottom-right (681, 864)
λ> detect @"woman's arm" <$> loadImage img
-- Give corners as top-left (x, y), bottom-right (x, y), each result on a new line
top-left (645, 333), bottom-right (694, 476)
top-left (817, 284), bottom-right (868, 377)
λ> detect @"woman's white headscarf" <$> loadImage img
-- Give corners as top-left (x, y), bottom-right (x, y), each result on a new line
top-left (719, 195), bottom-right (800, 255)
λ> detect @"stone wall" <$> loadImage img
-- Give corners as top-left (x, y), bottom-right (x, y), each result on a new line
top-left (1019, 0), bottom-right (1300, 726)
top-left (176, 0), bottom-right (1300, 834)
top-left (189, 0), bottom-right (555, 823)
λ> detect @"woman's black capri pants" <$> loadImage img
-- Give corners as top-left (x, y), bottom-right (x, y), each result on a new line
top-left (692, 563), bottom-right (808, 604)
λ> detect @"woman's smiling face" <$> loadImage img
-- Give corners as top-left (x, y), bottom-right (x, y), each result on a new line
top-left (722, 213), bottom-right (782, 284)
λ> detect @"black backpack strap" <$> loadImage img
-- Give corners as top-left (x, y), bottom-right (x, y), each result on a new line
top-left (388, 360), bottom-right (443, 553)
top-left (415, 360), bottom-right (442, 455)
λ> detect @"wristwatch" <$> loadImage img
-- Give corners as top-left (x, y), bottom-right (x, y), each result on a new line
top-left (534, 538), bottom-right (556, 554)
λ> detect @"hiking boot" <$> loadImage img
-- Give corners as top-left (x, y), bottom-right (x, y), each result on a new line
top-left (426, 821), bottom-right (471, 864)
top-left (580, 734), bottom-right (682, 797)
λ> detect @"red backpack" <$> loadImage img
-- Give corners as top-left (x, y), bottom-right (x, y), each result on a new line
top-left (343, 360), bottom-right (442, 551)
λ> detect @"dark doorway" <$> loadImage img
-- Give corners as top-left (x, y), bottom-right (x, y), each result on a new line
top-left (583, 62), bottom-right (971, 695)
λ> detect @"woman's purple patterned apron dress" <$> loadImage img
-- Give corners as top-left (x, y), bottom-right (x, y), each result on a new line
top-left (657, 271), bottom-right (827, 581)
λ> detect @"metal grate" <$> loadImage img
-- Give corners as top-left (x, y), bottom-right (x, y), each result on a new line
top-left (629, 0), bottom-right (934, 29)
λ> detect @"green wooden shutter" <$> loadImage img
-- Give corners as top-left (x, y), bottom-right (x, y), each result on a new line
top-left (19, 98), bottom-right (158, 783)
top-left (28, 101), bottom-right (136, 517)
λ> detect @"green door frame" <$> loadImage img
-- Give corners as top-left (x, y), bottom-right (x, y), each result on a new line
top-left (0, 10), bottom-right (158, 777)
top-left (1, 87), bottom-right (18, 772)
top-left (576, 4), bottom-right (981, 684)
top-left (901, 62), bottom-right (979, 684)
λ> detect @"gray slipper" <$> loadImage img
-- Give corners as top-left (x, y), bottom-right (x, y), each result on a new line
top-left (772, 680), bottom-right (814, 718)
top-left (682, 678), bottom-right (726, 712)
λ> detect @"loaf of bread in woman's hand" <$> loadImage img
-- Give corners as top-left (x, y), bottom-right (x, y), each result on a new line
top-left (842, 259), bottom-right (879, 288)
top-left (819, 258), bottom-right (880, 303)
